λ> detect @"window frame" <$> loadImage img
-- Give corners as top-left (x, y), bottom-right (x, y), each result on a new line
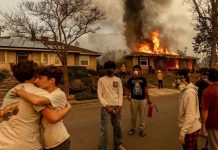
top-left (140, 57), bottom-right (148, 66)
top-left (79, 55), bottom-right (89, 66)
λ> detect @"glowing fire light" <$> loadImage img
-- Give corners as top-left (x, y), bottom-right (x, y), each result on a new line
top-left (135, 31), bottom-right (178, 55)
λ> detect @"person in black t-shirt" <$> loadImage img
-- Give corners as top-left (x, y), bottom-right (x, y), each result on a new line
top-left (195, 68), bottom-right (210, 113)
top-left (126, 65), bottom-right (150, 137)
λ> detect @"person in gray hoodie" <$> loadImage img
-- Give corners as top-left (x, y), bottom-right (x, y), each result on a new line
top-left (176, 69), bottom-right (201, 150)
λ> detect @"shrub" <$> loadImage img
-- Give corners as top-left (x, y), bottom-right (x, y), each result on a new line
top-left (0, 69), bottom-right (10, 82)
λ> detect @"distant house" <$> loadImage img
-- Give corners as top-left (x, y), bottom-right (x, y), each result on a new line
top-left (125, 52), bottom-right (198, 73)
top-left (0, 36), bottom-right (101, 71)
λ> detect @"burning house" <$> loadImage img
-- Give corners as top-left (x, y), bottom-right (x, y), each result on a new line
top-left (124, 31), bottom-right (198, 73)
top-left (123, 0), bottom-right (198, 73)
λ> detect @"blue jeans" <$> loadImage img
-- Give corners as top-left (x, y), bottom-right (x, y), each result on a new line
top-left (99, 107), bottom-right (122, 150)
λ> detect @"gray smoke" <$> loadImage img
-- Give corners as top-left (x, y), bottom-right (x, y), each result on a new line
top-left (123, 0), bottom-right (188, 50)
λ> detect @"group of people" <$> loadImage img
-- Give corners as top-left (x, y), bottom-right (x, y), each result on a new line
top-left (176, 68), bottom-right (218, 150)
top-left (100, 61), bottom-right (218, 150)
top-left (0, 59), bottom-right (218, 150)
top-left (0, 61), bottom-right (72, 150)
top-left (98, 61), bottom-right (150, 150)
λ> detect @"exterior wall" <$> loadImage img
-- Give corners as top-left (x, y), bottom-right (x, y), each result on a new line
top-left (88, 56), bottom-right (97, 70)
top-left (0, 51), bottom-right (16, 71)
top-left (0, 47), bottom-right (99, 71)
top-left (31, 52), bottom-right (41, 64)
top-left (126, 57), bottom-right (134, 72)
top-left (74, 54), bottom-right (80, 66)
top-left (67, 53), bottom-right (75, 66)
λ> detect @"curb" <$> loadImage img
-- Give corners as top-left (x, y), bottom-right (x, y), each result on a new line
top-left (68, 99), bottom-right (99, 105)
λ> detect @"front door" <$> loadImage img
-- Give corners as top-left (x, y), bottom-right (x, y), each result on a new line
top-left (17, 52), bottom-right (28, 62)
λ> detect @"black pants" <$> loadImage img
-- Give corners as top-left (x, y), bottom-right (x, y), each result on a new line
top-left (158, 80), bottom-right (163, 88)
top-left (44, 138), bottom-right (70, 150)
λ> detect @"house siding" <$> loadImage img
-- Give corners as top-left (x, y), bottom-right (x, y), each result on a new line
top-left (88, 56), bottom-right (97, 70)
top-left (0, 50), bottom-right (98, 71)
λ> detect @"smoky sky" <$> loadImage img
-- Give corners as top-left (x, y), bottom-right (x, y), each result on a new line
top-left (123, 0), bottom-right (183, 50)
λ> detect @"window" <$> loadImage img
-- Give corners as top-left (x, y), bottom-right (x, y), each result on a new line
top-left (17, 52), bottom-right (28, 63)
top-left (54, 54), bottom-right (61, 65)
top-left (0, 51), bottom-right (5, 63)
top-left (80, 55), bottom-right (89, 66)
top-left (140, 57), bottom-right (148, 66)
top-left (42, 53), bottom-right (49, 64)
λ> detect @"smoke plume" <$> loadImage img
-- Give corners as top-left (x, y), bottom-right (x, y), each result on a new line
top-left (123, 0), bottom-right (190, 51)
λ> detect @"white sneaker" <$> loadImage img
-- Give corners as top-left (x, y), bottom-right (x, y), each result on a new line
top-left (117, 145), bottom-right (127, 150)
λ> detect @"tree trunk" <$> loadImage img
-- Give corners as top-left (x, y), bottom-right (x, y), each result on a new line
top-left (210, 0), bottom-right (218, 68)
top-left (62, 62), bottom-right (70, 98)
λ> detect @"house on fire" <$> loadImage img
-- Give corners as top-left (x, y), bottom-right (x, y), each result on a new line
top-left (125, 52), bottom-right (198, 73)
top-left (0, 36), bottom-right (101, 71)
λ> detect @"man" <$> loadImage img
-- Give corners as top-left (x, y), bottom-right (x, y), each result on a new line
top-left (176, 69), bottom-right (201, 150)
top-left (126, 65), bottom-right (150, 137)
top-left (0, 61), bottom-right (71, 150)
top-left (14, 66), bottom-right (71, 150)
top-left (201, 69), bottom-right (218, 149)
top-left (195, 68), bottom-right (210, 111)
top-left (156, 69), bottom-right (163, 89)
top-left (98, 61), bottom-right (126, 150)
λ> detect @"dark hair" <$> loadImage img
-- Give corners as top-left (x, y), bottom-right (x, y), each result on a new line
top-left (37, 65), bottom-right (63, 85)
top-left (104, 61), bottom-right (116, 69)
top-left (199, 68), bottom-right (209, 77)
top-left (176, 69), bottom-right (190, 83)
top-left (133, 65), bottom-right (141, 71)
top-left (208, 69), bottom-right (218, 82)
top-left (13, 60), bottom-right (39, 83)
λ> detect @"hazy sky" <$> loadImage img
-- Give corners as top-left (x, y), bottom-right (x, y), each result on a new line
top-left (0, 0), bottom-right (199, 56)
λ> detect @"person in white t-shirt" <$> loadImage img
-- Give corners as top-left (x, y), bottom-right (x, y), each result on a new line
top-left (98, 61), bottom-right (126, 150)
top-left (14, 66), bottom-right (71, 150)
top-left (0, 61), bottom-right (71, 150)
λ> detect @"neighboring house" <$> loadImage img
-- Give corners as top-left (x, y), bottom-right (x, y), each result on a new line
top-left (125, 52), bottom-right (198, 73)
top-left (0, 36), bottom-right (101, 71)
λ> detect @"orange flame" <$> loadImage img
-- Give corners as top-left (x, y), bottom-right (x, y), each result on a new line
top-left (135, 31), bottom-right (178, 55)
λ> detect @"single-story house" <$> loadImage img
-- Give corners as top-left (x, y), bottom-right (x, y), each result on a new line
top-left (0, 36), bottom-right (101, 71)
top-left (125, 52), bottom-right (198, 73)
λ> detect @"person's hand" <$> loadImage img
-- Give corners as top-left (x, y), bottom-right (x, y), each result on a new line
top-left (65, 102), bottom-right (72, 111)
top-left (127, 95), bottom-right (131, 101)
top-left (11, 86), bottom-right (25, 97)
top-left (115, 106), bottom-right (121, 115)
top-left (178, 135), bottom-right (185, 145)
top-left (147, 100), bottom-right (151, 105)
top-left (105, 105), bottom-right (112, 113)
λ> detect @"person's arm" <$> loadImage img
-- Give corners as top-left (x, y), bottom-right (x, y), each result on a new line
top-left (144, 78), bottom-right (150, 103)
top-left (15, 88), bottom-right (50, 105)
top-left (179, 92), bottom-right (197, 137)
top-left (41, 102), bottom-right (72, 123)
top-left (201, 90), bottom-right (209, 132)
top-left (126, 79), bottom-right (131, 101)
top-left (97, 79), bottom-right (108, 107)
top-left (201, 109), bottom-right (208, 131)
top-left (118, 79), bottom-right (123, 106)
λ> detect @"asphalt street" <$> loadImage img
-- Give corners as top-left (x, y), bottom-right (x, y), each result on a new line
top-left (64, 88), bottom-right (206, 150)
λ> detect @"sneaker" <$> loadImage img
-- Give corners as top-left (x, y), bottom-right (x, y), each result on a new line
top-left (139, 130), bottom-right (146, 137)
top-left (116, 145), bottom-right (127, 150)
top-left (128, 129), bottom-right (135, 135)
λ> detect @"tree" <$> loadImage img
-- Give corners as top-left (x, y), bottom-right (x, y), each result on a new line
top-left (2, 0), bottom-right (106, 96)
top-left (185, 0), bottom-right (218, 68)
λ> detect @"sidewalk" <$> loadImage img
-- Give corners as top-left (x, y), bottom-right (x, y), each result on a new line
top-left (69, 87), bottom-right (180, 105)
